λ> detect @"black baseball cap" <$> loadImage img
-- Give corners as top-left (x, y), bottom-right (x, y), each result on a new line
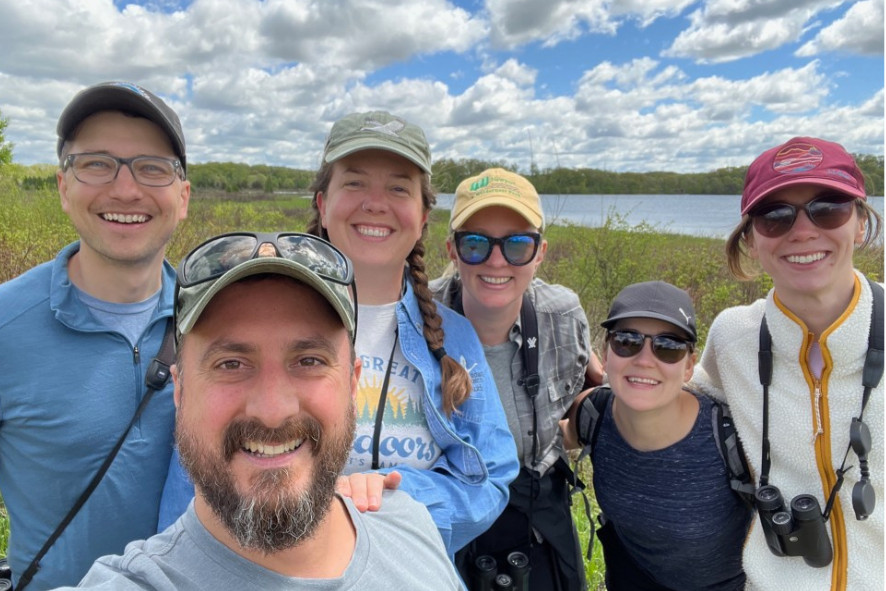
top-left (601, 281), bottom-right (697, 342)
top-left (57, 81), bottom-right (187, 172)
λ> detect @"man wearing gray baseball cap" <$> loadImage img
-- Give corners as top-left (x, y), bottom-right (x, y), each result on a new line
top-left (0, 81), bottom-right (189, 590)
top-left (60, 232), bottom-right (460, 590)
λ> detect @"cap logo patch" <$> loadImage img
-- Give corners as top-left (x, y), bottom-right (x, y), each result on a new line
top-left (679, 307), bottom-right (692, 324)
top-left (111, 81), bottom-right (150, 100)
top-left (361, 118), bottom-right (406, 137)
top-left (470, 176), bottom-right (490, 191)
top-left (772, 143), bottom-right (823, 175)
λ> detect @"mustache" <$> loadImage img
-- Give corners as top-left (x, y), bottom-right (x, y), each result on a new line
top-left (222, 417), bottom-right (322, 462)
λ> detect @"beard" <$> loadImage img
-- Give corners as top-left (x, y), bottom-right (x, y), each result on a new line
top-left (176, 390), bottom-right (356, 554)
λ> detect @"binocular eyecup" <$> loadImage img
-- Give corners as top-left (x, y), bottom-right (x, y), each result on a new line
top-left (469, 551), bottom-right (530, 591)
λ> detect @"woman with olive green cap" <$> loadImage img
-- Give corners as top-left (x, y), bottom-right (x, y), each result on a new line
top-left (305, 112), bottom-right (519, 562)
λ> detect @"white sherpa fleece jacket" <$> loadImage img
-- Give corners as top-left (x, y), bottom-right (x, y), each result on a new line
top-left (694, 271), bottom-right (883, 591)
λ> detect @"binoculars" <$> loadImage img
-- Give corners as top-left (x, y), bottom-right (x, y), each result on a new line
top-left (470, 551), bottom-right (530, 591)
top-left (0, 557), bottom-right (11, 591)
top-left (755, 485), bottom-right (833, 568)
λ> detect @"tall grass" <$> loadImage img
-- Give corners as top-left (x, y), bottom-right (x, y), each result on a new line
top-left (0, 181), bottom-right (881, 582)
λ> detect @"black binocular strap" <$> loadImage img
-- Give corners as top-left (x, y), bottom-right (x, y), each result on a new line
top-left (757, 279), bottom-right (883, 516)
top-left (16, 318), bottom-right (175, 591)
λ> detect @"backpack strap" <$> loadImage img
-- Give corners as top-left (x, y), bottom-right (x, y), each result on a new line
top-left (574, 386), bottom-right (613, 464)
top-left (862, 278), bottom-right (883, 405)
top-left (517, 292), bottom-right (540, 400)
top-left (710, 397), bottom-right (756, 507)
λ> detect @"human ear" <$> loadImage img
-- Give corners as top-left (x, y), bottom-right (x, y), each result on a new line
top-left (317, 192), bottom-right (328, 229)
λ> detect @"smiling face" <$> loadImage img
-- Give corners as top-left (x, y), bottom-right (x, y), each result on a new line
top-left (604, 317), bottom-right (695, 414)
top-left (57, 111), bottom-right (190, 269)
top-left (316, 149), bottom-right (428, 282)
top-left (447, 205), bottom-right (546, 318)
top-left (174, 276), bottom-right (358, 552)
top-left (748, 184), bottom-right (864, 304)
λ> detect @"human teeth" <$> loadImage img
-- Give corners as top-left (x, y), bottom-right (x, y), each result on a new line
top-left (481, 276), bottom-right (510, 285)
top-left (356, 225), bottom-right (390, 238)
top-left (243, 438), bottom-right (304, 457)
top-left (627, 377), bottom-right (658, 385)
top-left (102, 213), bottom-right (149, 223)
top-left (786, 252), bottom-right (826, 264)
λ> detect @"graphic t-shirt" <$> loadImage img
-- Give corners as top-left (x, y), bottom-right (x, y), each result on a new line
top-left (344, 302), bottom-right (441, 473)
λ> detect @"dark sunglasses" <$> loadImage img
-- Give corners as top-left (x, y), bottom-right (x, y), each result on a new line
top-left (177, 232), bottom-right (354, 288)
top-left (749, 194), bottom-right (857, 238)
top-left (453, 231), bottom-right (541, 266)
top-left (607, 330), bottom-right (694, 364)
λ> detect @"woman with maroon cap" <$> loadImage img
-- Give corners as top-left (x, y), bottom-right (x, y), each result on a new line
top-left (695, 137), bottom-right (883, 590)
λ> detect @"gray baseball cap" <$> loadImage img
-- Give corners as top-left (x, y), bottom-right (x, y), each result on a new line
top-left (175, 234), bottom-right (356, 345)
top-left (322, 110), bottom-right (432, 174)
top-left (601, 281), bottom-right (697, 342)
top-left (57, 81), bottom-right (187, 172)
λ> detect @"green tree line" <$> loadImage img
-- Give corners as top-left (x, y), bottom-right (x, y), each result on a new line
top-left (6, 155), bottom-right (883, 197)
top-left (1, 103), bottom-right (882, 196)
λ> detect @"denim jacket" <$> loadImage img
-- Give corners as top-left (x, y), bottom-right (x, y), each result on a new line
top-left (157, 279), bottom-right (518, 557)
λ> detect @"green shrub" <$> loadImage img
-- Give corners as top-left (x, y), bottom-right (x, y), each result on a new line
top-left (0, 187), bottom-right (881, 583)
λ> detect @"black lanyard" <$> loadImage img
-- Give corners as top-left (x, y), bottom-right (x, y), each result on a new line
top-left (371, 327), bottom-right (399, 470)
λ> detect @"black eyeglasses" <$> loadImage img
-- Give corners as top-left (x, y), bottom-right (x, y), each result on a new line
top-left (63, 152), bottom-right (184, 187)
top-left (749, 194), bottom-right (857, 238)
top-left (607, 330), bottom-right (694, 364)
top-left (453, 231), bottom-right (541, 266)
top-left (177, 232), bottom-right (354, 289)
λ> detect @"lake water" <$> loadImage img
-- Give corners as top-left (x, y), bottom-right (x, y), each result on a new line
top-left (434, 193), bottom-right (886, 239)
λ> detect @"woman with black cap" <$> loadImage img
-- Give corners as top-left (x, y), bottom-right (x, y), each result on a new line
top-left (562, 281), bottom-right (751, 591)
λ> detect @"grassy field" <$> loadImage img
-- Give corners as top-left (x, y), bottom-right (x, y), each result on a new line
top-left (0, 179), bottom-right (882, 585)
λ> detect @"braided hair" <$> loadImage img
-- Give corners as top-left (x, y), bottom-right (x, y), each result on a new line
top-left (307, 161), bottom-right (472, 415)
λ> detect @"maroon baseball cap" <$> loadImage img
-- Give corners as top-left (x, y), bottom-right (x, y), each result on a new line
top-left (741, 137), bottom-right (866, 215)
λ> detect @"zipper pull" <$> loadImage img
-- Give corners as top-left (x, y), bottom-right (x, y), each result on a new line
top-left (133, 345), bottom-right (140, 365)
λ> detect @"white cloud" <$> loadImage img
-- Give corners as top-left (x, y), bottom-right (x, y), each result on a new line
top-left (258, 0), bottom-right (484, 69)
top-left (0, 0), bottom-right (880, 174)
top-left (796, 0), bottom-right (885, 56)
top-left (663, 0), bottom-right (851, 63)
top-left (485, 0), bottom-right (695, 49)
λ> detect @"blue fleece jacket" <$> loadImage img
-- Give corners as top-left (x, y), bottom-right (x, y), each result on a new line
top-left (0, 242), bottom-right (177, 590)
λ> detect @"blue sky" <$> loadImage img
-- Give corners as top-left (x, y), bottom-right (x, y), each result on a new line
top-left (0, 0), bottom-right (882, 174)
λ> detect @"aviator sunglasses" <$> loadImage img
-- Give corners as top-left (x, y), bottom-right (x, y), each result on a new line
top-left (607, 330), bottom-right (694, 364)
top-left (175, 232), bottom-right (357, 341)
top-left (177, 232), bottom-right (354, 288)
top-left (453, 231), bottom-right (541, 266)
top-left (749, 193), bottom-right (857, 238)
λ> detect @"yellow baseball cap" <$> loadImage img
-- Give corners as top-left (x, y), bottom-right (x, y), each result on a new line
top-left (449, 168), bottom-right (544, 231)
